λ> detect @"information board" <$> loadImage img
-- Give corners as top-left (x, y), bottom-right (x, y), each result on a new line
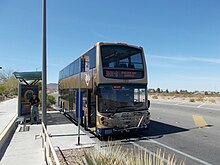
top-left (19, 84), bottom-right (39, 117)
top-left (103, 69), bottom-right (144, 79)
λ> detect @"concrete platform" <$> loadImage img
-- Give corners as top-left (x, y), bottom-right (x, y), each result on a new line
top-left (0, 124), bottom-right (44, 165)
top-left (0, 98), bottom-right (96, 165)
top-left (0, 98), bottom-right (44, 164)
top-left (46, 111), bottom-right (96, 150)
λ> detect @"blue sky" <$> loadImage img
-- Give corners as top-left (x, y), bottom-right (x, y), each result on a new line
top-left (0, 0), bottom-right (219, 91)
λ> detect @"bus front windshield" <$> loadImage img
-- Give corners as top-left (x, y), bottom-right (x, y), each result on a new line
top-left (99, 85), bottom-right (147, 113)
top-left (101, 45), bottom-right (144, 70)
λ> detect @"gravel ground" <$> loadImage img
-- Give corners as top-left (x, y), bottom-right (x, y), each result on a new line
top-left (149, 94), bottom-right (220, 104)
top-left (55, 147), bottom-right (93, 165)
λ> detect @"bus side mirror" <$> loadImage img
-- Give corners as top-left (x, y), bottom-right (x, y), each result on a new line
top-left (147, 100), bottom-right (150, 109)
top-left (94, 86), bottom-right (99, 95)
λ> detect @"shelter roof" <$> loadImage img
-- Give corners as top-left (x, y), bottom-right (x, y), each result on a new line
top-left (13, 71), bottom-right (42, 85)
top-left (13, 71), bottom-right (42, 81)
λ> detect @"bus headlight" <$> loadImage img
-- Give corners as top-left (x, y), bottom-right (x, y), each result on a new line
top-left (102, 121), bottom-right (109, 126)
top-left (98, 116), bottom-right (111, 126)
top-left (100, 117), bottom-right (105, 121)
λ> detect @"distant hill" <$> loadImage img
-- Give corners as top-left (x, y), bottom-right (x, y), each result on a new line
top-left (47, 83), bottom-right (58, 90)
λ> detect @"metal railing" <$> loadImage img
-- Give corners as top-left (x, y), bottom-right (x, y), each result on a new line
top-left (41, 123), bottom-right (60, 165)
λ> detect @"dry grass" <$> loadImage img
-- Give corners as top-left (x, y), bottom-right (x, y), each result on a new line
top-left (208, 99), bottom-right (216, 103)
top-left (189, 98), bottom-right (195, 102)
top-left (195, 97), bottom-right (204, 102)
top-left (75, 143), bottom-right (185, 165)
top-left (149, 93), bottom-right (220, 104)
top-left (54, 141), bottom-right (186, 165)
top-left (152, 95), bottom-right (158, 99)
top-left (56, 148), bottom-right (86, 165)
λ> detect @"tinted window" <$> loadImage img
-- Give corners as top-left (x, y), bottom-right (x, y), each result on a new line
top-left (70, 62), bottom-right (74, 76)
top-left (59, 47), bottom-right (96, 80)
top-left (64, 66), bottom-right (69, 78)
top-left (74, 58), bottom-right (80, 74)
top-left (88, 47), bottom-right (96, 69)
top-left (101, 45), bottom-right (143, 69)
top-left (83, 47), bottom-right (96, 69)
top-left (99, 85), bottom-right (147, 113)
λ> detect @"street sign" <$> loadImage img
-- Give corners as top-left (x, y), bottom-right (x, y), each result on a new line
top-left (83, 55), bottom-right (89, 59)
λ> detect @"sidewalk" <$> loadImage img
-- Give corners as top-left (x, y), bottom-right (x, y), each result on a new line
top-left (0, 98), bottom-right (96, 164)
top-left (0, 98), bottom-right (44, 164)
top-left (0, 124), bottom-right (44, 165)
top-left (0, 98), bottom-right (17, 135)
top-left (47, 111), bottom-right (96, 150)
top-left (1, 110), bottom-right (96, 165)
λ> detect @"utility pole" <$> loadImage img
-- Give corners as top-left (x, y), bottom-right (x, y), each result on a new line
top-left (77, 58), bottom-right (81, 145)
top-left (42, 0), bottom-right (47, 128)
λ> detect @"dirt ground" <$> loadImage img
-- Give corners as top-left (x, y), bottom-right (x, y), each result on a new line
top-left (54, 148), bottom-right (92, 165)
top-left (149, 94), bottom-right (220, 104)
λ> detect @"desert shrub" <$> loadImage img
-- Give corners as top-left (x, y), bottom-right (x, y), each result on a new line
top-left (47, 95), bottom-right (56, 107)
top-left (196, 97), bottom-right (204, 102)
top-left (77, 144), bottom-right (184, 165)
top-left (189, 98), bottom-right (195, 102)
top-left (38, 92), bottom-right (56, 108)
top-left (152, 95), bottom-right (158, 99)
top-left (209, 99), bottom-right (216, 103)
top-left (0, 85), bottom-right (6, 95)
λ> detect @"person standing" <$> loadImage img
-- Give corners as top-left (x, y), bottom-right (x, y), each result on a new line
top-left (29, 94), bottom-right (40, 124)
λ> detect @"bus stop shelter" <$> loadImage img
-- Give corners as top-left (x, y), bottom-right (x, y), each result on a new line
top-left (13, 71), bottom-right (42, 120)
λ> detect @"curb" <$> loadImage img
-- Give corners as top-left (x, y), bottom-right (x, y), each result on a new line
top-left (0, 115), bottom-right (18, 159)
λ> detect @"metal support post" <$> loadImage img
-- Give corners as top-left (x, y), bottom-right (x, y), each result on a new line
top-left (42, 0), bottom-right (47, 128)
top-left (78, 58), bottom-right (81, 145)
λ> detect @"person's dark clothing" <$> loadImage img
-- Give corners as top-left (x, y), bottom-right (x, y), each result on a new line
top-left (29, 96), bottom-right (40, 106)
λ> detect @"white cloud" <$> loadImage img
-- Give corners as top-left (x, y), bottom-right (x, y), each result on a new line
top-left (191, 57), bottom-right (220, 64)
top-left (148, 55), bottom-right (220, 64)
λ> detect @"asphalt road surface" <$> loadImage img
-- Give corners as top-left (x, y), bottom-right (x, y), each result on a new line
top-left (111, 100), bottom-right (220, 165)
top-left (51, 93), bottom-right (220, 165)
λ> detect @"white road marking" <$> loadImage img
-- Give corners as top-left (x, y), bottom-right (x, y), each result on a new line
top-left (147, 139), bottom-right (213, 165)
top-left (197, 103), bottom-right (206, 108)
top-left (131, 142), bottom-right (169, 164)
top-left (174, 102), bottom-right (186, 105)
top-left (152, 101), bottom-right (220, 111)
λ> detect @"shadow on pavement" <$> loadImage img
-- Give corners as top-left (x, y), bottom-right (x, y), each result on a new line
top-left (107, 120), bottom-right (189, 141)
top-left (50, 133), bottom-right (86, 137)
top-left (140, 120), bottom-right (189, 138)
top-left (46, 111), bottom-right (72, 125)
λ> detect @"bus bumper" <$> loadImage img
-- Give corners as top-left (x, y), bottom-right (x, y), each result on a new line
top-left (96, 123), bottom-right (150, 137)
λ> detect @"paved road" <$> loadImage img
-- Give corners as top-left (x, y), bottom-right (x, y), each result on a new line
top-left (51, 92), bottom-right (220, 164)
top-left (114, 101), bottom-right (220, 165)
top-left (0, 98), bottom-right (17, 135)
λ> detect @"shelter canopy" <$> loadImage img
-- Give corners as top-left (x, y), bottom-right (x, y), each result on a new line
top-left (13, 71), bottom-right (42, 85)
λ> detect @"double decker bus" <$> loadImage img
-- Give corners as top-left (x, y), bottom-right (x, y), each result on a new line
top-left (58, 42), bottom-right (150, 137)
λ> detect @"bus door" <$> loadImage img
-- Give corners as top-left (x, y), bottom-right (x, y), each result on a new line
top-left (87, 89), bottom-right (96, 128)
top-left (68, 89), bottom-right (76, 119)
top-left (69, 90), bottom-right (74, 111)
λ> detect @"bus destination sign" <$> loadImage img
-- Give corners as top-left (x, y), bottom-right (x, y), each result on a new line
top-left (103, 69), bottom-right (144, 79)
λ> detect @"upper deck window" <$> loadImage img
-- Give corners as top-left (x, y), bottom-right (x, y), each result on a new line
top-left (101, 45), bottom-right (143, 69)
top-left (101, 45), bottom-right (144, 79)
